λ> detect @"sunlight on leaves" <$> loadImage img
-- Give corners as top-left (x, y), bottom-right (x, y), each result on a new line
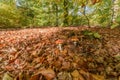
top-left (3, 73), bottom-right (13, 80)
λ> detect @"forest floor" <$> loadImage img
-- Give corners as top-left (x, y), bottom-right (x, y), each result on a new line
top-left (0, 26), bottom-right (120, 80)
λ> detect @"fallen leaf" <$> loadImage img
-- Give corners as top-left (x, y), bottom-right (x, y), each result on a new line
top-left (15, 59), bottom-right (21, 67)
top-left (3, 72), bottom-right (13, 80)
top-left (31, 51), bottom-right (38, 57)
top-left (79, 70), bottom-right (93, 80)
top-left (61, 61), bottom-right (71, 70)
top-left (61, 49), bottom-right (68, 56)
top-left (91, 74), bottom-right (105, 80)
top-left (53, 60), bottom-right (62, 68)
top-left (105, 66), bottom-right (113, 75)
top-left (30, 74), bottom-right (40, 80)
top-left (57, 72), bottom-right (72, 80)
top-left (39, 68), bottom-right (55, 80)
top-left (71, 70), bottom-right (80, 78)
top-left (79, 74), bottom-right (85, 80)
top-left (5, 65), bottom-right (14, 71)
top-left (71, 62), bottom-right (79, 69)
top-left (71, 70), bottom-right (85, 80)
top-left (115, 63), bottom-right (120, 71)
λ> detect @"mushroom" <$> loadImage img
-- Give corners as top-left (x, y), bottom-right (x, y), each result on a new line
top-left (55, 39), bottom-right (64, 51)
top-left (71, 37), bottom-right (79, 47)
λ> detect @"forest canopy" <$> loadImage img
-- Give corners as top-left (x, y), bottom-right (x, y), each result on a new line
top-left (0, 0), bottom-right (120, 28)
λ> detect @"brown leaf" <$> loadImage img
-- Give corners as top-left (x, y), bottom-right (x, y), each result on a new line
top-left (71, 70), bottom-right (85, 80)
top-left (33, 57), bottom-right (40, 63)
top-left (15, 59), bottom-right (21, 66)
top-left (53, 60), bottom-right (62, 68)
top-left (9, 58), bottom-right (16, 64)
top-left (61, 61), bottom-right (71, 70)
top-left (39, 68), bottom-right (55, 80)
top-left (79, 70), bottom-right (94, 80)
top-left (58, 56), bottom-right (64, 62)
top-left (71, 62), bottom-right (79, 69)
top-left (115, 63), bottom-right (120, 71)
top-left (57, 72), bottom-right (72, 80)
top-left (47, 55), bottom-right (53, 63)
top-left (0, 44), bottom-right (5, 48)
top-left (79, 74), bottom-right (85, 80)
top-left (30, 74), bottom-right (40, 80)
top-left (54, 49), bottom-right (60, 56)
top-left (61, 49), bottom-right (68, 56)
top-left (31, 51), bottom-right (38, 57)
top-left (5, 65), bottom-right (14, 71)
top-left (71, 70), bottom-right (80, 78)
top-left (105, 66), bottom-right (113, 75)
top-left (119, 76), bottom-right (120, 80)
top-left (91, 74), bottom-right (105, 80)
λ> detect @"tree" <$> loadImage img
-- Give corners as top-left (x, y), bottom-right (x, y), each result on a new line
top-left (63, 0), bottom-right (69, 26)
top-left (0, 0), bottom-right (120, 28)
top-left (82, 0), bottom-right (91, 27)
top-left (112, 0), bottom-right (119, 23)
top-left (0, 1), bottom-right (21, 28)
top-left (111, 0), bottom-right (120, 28)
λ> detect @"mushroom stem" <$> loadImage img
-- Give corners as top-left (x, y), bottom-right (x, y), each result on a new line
top-left (73, 41), bottom-right (77, 47)
top-left (55, 39), bottom-right (64, 51)
top-left (58, 44), bottom-right (62, 51)
top-left (71, 36), bottom-right (79, 47)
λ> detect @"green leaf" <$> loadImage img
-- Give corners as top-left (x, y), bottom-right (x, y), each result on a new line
top-left (82, 30), bottom-right (93, 36)
top-left (111, 23), bottom-right (119, 29)
top-left (93, 32), bottom-right (101, 39)
top-left (116, 16), bottom-right (120, 23)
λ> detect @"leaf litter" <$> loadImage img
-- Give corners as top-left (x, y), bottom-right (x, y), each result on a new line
top-left (0, 27), bottom-right (120, 80)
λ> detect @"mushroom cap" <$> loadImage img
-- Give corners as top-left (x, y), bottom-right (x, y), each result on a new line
top-left (55, 39), bottom-right (64, 44)
top-left (71, 37), bottom-right (79, 41)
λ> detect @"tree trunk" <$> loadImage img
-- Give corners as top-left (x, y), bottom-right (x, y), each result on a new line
top-left (112, 0), bottom-right (119, 23)
top-left (63, 0), bottom-right (69, 26)
top-left (55, 3), bottom-right (59, 26)
top-left (83, 1), bottom-right (90, 28)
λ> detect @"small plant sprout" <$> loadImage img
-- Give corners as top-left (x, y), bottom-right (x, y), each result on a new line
top-left (71, 37), bottom-right (79, 47)
top-left (55, 39), bottom-right (64, 51)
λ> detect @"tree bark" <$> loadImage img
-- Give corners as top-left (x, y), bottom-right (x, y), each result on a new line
top-left (54, 3), bottom-right (59, 26)
top-left (112, 0), bottom-right (119, 23)
top-left (83, 1), bottom-right (90, 28)
top-left (63, 0), bottom-right (69, 26)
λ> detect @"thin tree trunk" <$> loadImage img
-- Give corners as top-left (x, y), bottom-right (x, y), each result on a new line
top-left (112, 0), bottom-right (119, 23)
top-left (63, 0), bottom-right (69, 26)
top-left (48, 2), bottom-right (51, 26)
top-left (83, 5), bottom-right (90, 28)
top-left (55, 3), bottom-right (59, 26)
top-left (110, 3), bottom-right (114, 26)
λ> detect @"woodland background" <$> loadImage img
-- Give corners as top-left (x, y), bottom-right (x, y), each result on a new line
top-left (0, 0), bottom-right (120, 28)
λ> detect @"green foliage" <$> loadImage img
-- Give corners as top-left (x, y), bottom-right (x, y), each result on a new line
top-left (90, 0), bottom-right (113, 27)
top-left (0, 2), bottom-right (21, 28)
top-left (93, 32), bottom-right (101, 39)
top-left (116, 15), bottom-right (120, 23)
top-left (0, 0), bottom-right (119, 28)
top-left (111, 22), bottom-right (119, 29)
top-left (82, 30), bottom-right (101, 39)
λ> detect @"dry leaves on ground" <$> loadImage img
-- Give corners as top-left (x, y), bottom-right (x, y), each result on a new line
top-left (0, 27), bottom-right (120, 80)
